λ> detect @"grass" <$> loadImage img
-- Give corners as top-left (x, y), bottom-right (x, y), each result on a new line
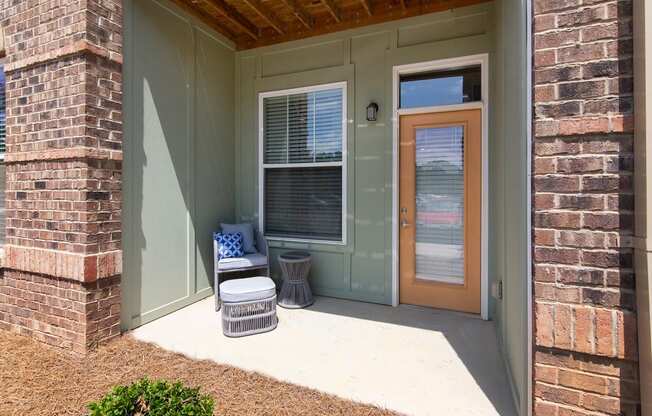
top-left (0, 330), bottom-right (398, 416)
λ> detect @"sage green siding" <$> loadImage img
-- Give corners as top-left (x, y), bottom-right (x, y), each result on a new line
top-left (492, 0), bottom-right (530, 414)
top-left (122, 0), bottom-right (235, 329)
top-left (235, 3), bottom-right (495, 304)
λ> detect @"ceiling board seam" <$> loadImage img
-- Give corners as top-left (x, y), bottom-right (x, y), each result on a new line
top-left (202, 0), bottom-right (260, 39)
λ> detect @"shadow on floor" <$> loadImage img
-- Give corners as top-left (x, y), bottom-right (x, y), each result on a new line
top-left (304, 297), bottom-right (518, 416)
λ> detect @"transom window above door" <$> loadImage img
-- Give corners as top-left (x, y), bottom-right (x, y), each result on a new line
top-left (260, 83), bottom-right (346, 243)
top-left (399, 65), bottom-right (481, 109)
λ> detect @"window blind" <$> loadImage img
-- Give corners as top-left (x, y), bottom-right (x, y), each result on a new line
top-left (262, 86), bottom-right (344, 242)
top-left (265, 167), bottom-right (342, 241)
top-left (264, 88), bottom-right (342, 164)
top-left (0, 65), bottom-right (5, 154)
top-left (414, 126), bottom-right (465, 284)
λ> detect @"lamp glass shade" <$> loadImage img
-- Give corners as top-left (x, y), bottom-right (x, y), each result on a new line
top-left (366, 102), bottom-right (379, 122)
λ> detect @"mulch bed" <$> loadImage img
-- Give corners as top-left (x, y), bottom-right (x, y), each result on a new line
top-left (0, 330), bottom-right (398, 416)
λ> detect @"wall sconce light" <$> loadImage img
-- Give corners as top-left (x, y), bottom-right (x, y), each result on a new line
top-left (366, 102), bottom-right (379, 122)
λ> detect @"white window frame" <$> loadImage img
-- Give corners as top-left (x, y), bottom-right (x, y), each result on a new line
top-left (391, 53), bottom-right (489, 320)
top-left (258, 81), bottom-right (348, 245)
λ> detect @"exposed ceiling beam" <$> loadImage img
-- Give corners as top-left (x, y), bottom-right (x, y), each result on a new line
top-left (202, 0), bottom-right (260, 39)
top-left (320, 0), bottom-right (342, 23)
top-left (360, 0), bottom-right (373, 16)
top-left (242, 0), bottom-right (286, 34)
top-left (171, 0), bottom-right (238, 43)
top-left (279, 0), bottom-right (313, 29)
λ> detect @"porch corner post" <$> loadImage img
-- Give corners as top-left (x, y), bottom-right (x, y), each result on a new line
top-left (634, 0), bottom-right (652, 414)
top-left (532, 0), bottom-right (639, 415)
top-left (0, 0), bottom-right (124, 355)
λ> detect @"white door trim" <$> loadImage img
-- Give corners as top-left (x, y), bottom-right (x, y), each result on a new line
top-left (391, 53), bottom-right (490, 320)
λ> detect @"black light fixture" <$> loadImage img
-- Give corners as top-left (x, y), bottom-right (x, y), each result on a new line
top-left (366, 102), bottom-right (379, 122)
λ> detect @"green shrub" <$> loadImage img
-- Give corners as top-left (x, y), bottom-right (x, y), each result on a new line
top-left (88, 377), bottom-right (214, 416)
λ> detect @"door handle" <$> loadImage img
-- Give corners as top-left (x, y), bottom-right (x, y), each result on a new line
top-left (400, 207), bottom-right (410, 228)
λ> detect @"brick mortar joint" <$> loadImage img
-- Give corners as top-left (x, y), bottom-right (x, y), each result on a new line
top-left (535, 37), bottom-right (634, 51)
top-left (534, 58), bottom-right (633, 67)
top-left (535, 298), bottom-right (637, 312)
top-left (534, 399), bottom-right (640, 415)
top-left (535, 345), bottom-right (639, 363)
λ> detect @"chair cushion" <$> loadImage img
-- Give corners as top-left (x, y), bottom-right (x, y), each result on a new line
top-left (220, 276), bottom-right (276, 302)
top-left (218, 253), bottom-right (268, 271)
top-left (221, 223), bottom-right (257, 254)
top-left (215, 232), bottom-right (244, 259)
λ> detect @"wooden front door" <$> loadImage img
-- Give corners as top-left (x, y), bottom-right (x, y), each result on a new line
top-left (399, 109), bottom-right (482, 314)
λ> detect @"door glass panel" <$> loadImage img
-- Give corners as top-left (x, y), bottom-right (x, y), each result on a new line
top-left (415, 126), bottom-right (464, 284)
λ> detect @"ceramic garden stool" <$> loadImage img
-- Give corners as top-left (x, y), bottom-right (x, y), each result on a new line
top-left (277, 251), bottom-right (313, 308)
top-left (219, 276), bottom-right (278, 337)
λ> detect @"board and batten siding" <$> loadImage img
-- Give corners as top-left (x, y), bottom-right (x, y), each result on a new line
top-left (235, 3), bottom-right (496, 304)
top-left (121, 0), bottom-right (236, 329)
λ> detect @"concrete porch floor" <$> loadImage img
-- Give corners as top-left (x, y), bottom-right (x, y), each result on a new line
top-left (132, 296), bottom-right (518, 416)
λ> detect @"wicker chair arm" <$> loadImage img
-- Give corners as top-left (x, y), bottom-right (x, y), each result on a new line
top-left (256, 230), bottom-right (269, 257)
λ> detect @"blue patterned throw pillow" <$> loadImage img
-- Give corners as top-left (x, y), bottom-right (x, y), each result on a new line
top-left (215, 232), bottom-right (244, 259)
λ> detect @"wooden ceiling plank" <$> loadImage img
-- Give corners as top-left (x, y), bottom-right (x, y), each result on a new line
top-left (320, 0), bottom-right (342, 23)
top-left (241, 0), bottom-right (492, 49)
top-left (280, 0), bottom-right (313, 29)
top-left (169, 0), bottom-right (239, 43)
top-left (360, 0), bottom-right (373, 15)
top-left (202, 0), bottom-right (260, 39)
top-left (242, 0), bottom-right (286, 34)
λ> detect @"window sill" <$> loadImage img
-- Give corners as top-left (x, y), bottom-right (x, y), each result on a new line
top-left (267, 238), bottom-right (353, 254)
top-left (267, 236), bottom-right (345, 246)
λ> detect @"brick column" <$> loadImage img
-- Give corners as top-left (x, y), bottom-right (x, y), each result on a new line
top-left (0, 1), bottom-right (123, 354)
top-left (533, 0), bottom-right (639, 415)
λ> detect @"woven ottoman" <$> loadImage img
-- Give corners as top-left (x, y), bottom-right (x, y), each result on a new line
top-left (219, 276), bottom-right (278, 337)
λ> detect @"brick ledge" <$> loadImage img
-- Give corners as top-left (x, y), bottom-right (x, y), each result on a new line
top-left (3, 40), bottom-right (122, 73)
top-left (3, 245), bottom-right (122, 282)
top-left (4, 147), bottom-right (123, 163)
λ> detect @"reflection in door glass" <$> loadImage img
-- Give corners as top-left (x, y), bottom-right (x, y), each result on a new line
top-left (415, 126), bottom-right (464, 284)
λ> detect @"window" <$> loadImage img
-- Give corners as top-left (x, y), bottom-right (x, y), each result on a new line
top-left (260, 83), bottom-right (346, 243)
top-left (400, 65), bottom-right (481, 109)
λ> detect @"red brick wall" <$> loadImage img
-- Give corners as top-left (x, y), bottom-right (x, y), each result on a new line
top-left (533, 0), bottom-right (639, 414)
top-left (0, 271), bottom-right (120, 354)
top-left (0, 0), bottom-right (123, 354)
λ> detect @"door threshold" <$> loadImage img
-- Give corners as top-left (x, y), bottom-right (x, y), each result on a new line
top-left (397, 303), bottom-right (485, 320)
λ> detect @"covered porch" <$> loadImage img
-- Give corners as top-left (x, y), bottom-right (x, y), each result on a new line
top-left (133, 295), bottom-right (517, 416)
top-left (120, 0), bottom-right (531, 414)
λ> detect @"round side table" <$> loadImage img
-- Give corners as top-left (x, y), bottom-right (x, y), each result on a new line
top-left (277, 251), bottom-right (313, 308)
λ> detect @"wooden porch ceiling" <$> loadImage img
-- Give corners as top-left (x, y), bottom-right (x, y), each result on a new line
top-left (173, 0), bottom-right (491, 49)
